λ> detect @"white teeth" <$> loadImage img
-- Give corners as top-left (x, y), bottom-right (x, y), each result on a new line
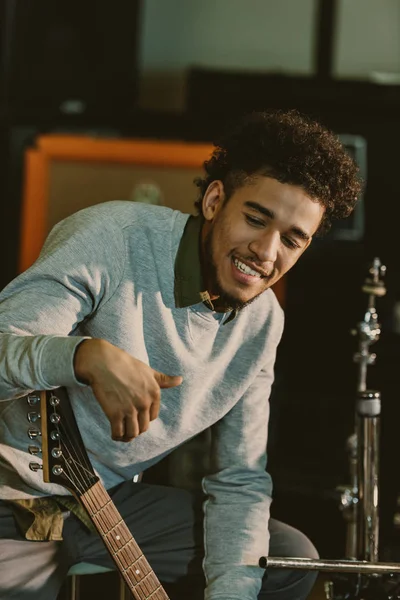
top-left (234, 258), bottom-right (262, 277)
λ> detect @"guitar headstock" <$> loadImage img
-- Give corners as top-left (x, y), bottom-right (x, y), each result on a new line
top-left (27, 388), bottom-right (98, 497)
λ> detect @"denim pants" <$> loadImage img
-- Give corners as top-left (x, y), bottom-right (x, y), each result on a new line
top-left (0, 481), bottom-right (318, 600)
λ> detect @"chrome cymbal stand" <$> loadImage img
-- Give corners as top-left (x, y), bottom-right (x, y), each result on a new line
top-left (353, 258), bottom-right (386, 563)
top-left (259, 259), bottom-right (400, 600)
top-left (339, 257), bottom-right (386, 563)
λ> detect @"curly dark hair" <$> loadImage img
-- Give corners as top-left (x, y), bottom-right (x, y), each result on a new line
top-left (194, 110), bottom-right (362, 234)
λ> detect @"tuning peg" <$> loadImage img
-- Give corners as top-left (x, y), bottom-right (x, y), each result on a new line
top-left (27, 428), bottom-right (41, 440)
top-left (27, 411), bottom-right (41, 423)
top-left (29, 462), bottom-right (42, 472)
top-left (49, 394), bottom-right (60, 407)
top-left (28, 445), bottom-right (41, 456)
top-left (27, 394), bottom-right (40, 406)
top-left (50, 413), bottom-right (61, 424)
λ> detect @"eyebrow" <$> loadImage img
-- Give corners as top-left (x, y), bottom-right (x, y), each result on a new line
top-left (244, 201), bottom-right (311, 241)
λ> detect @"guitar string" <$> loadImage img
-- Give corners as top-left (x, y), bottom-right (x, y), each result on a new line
top-left (86, 483), bottom-right (165, 598)
top-left (59, 416), bottom-right (166, 600)
top-left (84, 484), bottom-right (166, 600)
top-left (52, 397), bottom-right (133, 560)
top-left (94, 483), bottom-right (166, 598)
top-left (49, 394), bottom-right (168, 600)
top-left (54, 409), bottom-right (157, 595)
top-left (86, 476), bottom-right (167, 597)
top-left (57, 420), bottom-right (94, 495)
top-left (50, 396), bottom-right (96, 496)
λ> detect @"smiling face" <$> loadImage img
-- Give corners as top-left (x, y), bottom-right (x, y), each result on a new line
top-left (200, 175), bottom-right (325, 310)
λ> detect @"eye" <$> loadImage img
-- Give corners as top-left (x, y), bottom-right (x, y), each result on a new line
top-left (281, 236), bottom-right (300, 250)
top-left (245, 214), bottom-right (265, 227)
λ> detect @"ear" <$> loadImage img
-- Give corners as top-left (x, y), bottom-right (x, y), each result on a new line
top-left (202, 181), bottom-right (225, 221)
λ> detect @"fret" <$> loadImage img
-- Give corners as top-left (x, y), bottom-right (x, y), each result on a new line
top-left (126, 575), bottom-right (168, 600)
top-left (126, 576), bottom-right (149, 600)
top-left (111, 526), bottom-right (142, 561)
top-left (111, 521), bottom-right (136, 546)
top-left (117, 546), bottom-right (144, 569)
top-left (126, 580), bottom-right (146, 600)
top-left (80, 482), bottom-right (168, 599)
top-left (40, 388), bottom-right (170, 600)
top-left (128, 573), bottom-right (162, 600)
top-left (126, 554), bottom-right (151, 581)
top-left (116, 547), bottom-right (144, 573)
top-left (97, 504), bottom-right (118, 531)
top-left (114, 538), bottom-right (137, 555)
top-left (91, 510), bottom-right (118, 535)
top-left (102, 503), bottom-right (124, 530)
top-left (148, 586), bottom-right (167, 600)
top-left (88, 497), bottom-right (122, 532)
top-left (84, 493), bottom-right (121, 545)
top-left (105, 527), bottom-right (141, 557)
top-left (91, 509), bottom-right (122, 535)
top-left (105, 529), bottom-right (132, 555)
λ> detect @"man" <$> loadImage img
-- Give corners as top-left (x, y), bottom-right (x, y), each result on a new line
top-left (0, 110), bottom-right (361, 600)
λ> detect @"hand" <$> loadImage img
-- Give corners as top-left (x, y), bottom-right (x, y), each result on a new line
top-left (74, 338), bottom-right (182, 442)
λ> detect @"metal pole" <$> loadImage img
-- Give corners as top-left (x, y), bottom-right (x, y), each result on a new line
top-left (259, 556), bottom-right (400, 575)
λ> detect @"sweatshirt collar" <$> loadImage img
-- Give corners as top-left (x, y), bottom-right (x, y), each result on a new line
top-left (174, 214), bottom-right (237, 323)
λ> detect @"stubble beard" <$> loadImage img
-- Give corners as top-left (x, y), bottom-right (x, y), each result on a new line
top-left (202, 227), bottom-right (269, 311)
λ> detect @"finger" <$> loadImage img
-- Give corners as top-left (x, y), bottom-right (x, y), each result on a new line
top-left (123, 412), bottom-right (140, 441)
top-left (149, 398), bottom-right (160, 421)
top-left (138, 409), bottom-right (150, 434)
top-left (92, 387), bottom-right (129, 441)
top-left (110, 415), bottom-right (125, 441)
top-left (153, 372), bottom-right (183, 389)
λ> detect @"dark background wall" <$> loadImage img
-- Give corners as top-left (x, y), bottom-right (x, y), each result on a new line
top-left (1, 0), bottom-right (400, 561)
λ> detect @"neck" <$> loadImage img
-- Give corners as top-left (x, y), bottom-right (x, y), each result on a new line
top-left (79, 481), bottom-right (169, 599)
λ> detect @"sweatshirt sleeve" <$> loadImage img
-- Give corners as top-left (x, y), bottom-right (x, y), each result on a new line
top-left (202, 306), bottom-right (284, 600)
top-left (0, 207), bottom-right (125, 400)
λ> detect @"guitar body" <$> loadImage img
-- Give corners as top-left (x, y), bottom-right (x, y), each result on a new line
top-left (28, 388), bottom-right (169, 600)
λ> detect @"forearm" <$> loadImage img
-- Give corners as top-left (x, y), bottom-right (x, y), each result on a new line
top-left (0, 207), bottom-right (126, 401)
top-left (202, 467), bottom-right (272, 600)
top-left (0, 333), bottom-right (88, 399)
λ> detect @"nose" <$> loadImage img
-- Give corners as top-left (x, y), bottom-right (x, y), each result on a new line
top-left (249, 230), bottom-right (280, 264)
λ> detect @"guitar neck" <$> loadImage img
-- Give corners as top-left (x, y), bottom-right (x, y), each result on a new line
top-left (79, 480), bottom-right (169, 600)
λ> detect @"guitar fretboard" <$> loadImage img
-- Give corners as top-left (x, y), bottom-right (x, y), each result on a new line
top-left (80, 481), bottom-right (169, 600)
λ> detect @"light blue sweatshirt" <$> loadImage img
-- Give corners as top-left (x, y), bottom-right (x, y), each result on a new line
top-left (0, 201), bottom-right (284, 600)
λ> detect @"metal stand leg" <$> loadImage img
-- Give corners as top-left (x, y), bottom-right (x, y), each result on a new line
top-left (119, 579), bottom-right (129, 600)
top-left (68, 574), bottom-right (80, 600)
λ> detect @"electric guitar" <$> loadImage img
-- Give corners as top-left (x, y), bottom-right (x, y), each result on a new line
top-left (27, 387), bottom-right (170, 600)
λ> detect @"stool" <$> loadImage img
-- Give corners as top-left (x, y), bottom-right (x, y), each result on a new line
top-left (67, 563), bottom-right (128, 600)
